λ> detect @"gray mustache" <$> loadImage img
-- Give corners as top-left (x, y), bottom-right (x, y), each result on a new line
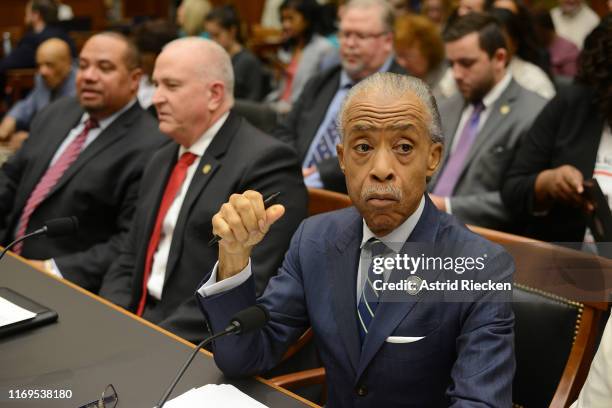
top-left (361, 184), bottom-right (402, 201)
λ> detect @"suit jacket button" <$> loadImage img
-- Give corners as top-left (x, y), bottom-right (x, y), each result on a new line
top-left (355, 385), bottom-right (368, 396)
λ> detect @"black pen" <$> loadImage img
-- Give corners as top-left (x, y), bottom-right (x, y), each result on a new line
top-left (207, 192), bottom-right (281, 246)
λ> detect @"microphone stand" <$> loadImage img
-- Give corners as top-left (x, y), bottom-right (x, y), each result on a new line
top-left (154, 324), bottom-right (239, 408)
top-left (0, 228), bottom-right (46, 261)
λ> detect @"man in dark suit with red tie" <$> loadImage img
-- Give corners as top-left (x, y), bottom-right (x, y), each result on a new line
top-left (0, 32), bottom-right (167, 291)
top-left (98, 38), bottom-right (307, 343)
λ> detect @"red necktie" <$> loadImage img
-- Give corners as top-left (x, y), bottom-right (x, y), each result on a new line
top-left (136, 152), bottom-right (198, 316)
top-left (13, 118), bottom-right (99, 254)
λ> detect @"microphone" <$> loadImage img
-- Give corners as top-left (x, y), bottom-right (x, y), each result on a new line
top-left (0, 216), bottom-right (79, 261)
top-left (154, 304), bottom-right (270, 408)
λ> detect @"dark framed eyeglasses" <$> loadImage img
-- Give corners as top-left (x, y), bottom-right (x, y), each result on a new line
top-left (78, 384), bottom-right (118, 408)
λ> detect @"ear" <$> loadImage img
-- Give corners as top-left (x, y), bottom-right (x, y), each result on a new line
top-left (207, 81), bottom-right (225, 111)
top-left (426, 141), bottom-right (443, 177)
top-left (336, 143), bottom-right (346, 174)
top-left (494, 48), bottom-right (508, 68)
top-left (129, 67), bottom-right (143, 92)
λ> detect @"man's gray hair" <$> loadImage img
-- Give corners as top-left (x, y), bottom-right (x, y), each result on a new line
top-left (338, 72), bottom-right (444, 144)
top-left (344, 0), bottom-right (395, 33)
top-left (164, 37), bottom-right (234, 103)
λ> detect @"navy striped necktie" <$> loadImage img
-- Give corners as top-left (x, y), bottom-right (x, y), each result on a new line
top-left (357, 238), bottom-right (389, 344)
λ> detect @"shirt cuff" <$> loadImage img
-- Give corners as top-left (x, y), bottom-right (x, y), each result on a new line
top-left (197, 259), bottom-right (252, 297)
top-left (304, 169), bottom-right (323, 188)
top-left (46, 259), bottom-right (63, 278)
top-left (445, 197), bottom-right (452, 214)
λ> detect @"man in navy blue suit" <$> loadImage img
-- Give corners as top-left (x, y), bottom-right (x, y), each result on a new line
top-left (197, 72), bottom-right (515, 407)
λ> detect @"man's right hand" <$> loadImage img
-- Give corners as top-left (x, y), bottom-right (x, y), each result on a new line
top-left (212, 190), bottom-right (285, 281)
top-left (534, 165), bottom-right (585, 209)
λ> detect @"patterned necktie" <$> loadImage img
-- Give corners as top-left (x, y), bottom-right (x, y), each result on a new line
top-left (304, 83), bottom-right (353, 168)
top-left (357, 238), bottom-right (389, 344)
top-left (136, 152), bottom-right (198, 316)
top-left (13, 118), bottom-right (99, 254)
top-left (433, 101), bottom-right (485, 197)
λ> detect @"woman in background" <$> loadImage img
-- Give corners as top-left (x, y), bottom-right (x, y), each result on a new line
top-left (270, 0), bottom-right (335, 110)
top-left (205, 6), bottom-right (267, 101)
top-left (394, 14), bottom-right (446, 93)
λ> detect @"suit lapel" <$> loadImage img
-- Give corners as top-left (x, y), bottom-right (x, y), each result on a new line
top-left (438, 97), bottom-right (465, 173)
top-left (22, 104), bottom-right (83, 202)
top-left (328, 208), bottom-right (363, 375)
top-left (45, 103), bottom-right (142, 200)
top-left (163, 112), bottom-right (239, 281)
top-left (356, 197), bottom-right (442, 379)
top-left (458, 80), bottom-right (520, 183)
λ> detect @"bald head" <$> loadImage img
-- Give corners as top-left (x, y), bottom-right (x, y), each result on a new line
top-left (162, 37), bottom-right (234, 101)
top-left (152, 38), bottom-right (235, 147)
top-left (36, 38), bottom-right (73, 89)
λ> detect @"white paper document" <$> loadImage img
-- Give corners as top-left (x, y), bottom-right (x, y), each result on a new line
top-left (0, 296), bottom-right (36, 327)
top-left (164, 384), bottom-right (269, 407)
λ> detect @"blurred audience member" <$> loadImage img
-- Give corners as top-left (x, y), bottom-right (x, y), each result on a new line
top-left (422, 0), bottom-right (453, 29)
top-left (176, 0), bottom-right (211, 37)
top-left (205, 5), bottom-right (267, 101)
top-left (534, 8), bottom-right (579, 77)
top-left (0, 0), bottom-right (76, 75)
top-left (502, 16), bottom-right (612, 242)
top-left (394, 14), bottom-right (446, 92)
top-left (0, 32), bottom-right (167, 290)
top-left (274, 0), bottom-right (405, 192)
top-left (0, 38), bottom-right (75, 150)
top-left (430, 13), bottom-right (546, 230)
top-left (438, 8), bottom-right (555, 100)
top-left (270, 0), bottom-right (335, 108)
top-left (489, 7), bottom-right (555, 98)
top-left (551, 0), bottom-right (600, 49)
top-left (132, 19), bottom-right (178, 109)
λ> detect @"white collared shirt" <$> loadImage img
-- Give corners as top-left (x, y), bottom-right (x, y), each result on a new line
top-left (146, 112), bottom-right (229, 300)
top-left (198, 195), bottom-right (426, 305)
top-left (50, 99), bottom-right (138, 165)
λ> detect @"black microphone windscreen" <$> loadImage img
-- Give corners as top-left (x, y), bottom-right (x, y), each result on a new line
top-left (230, 305), bottom-right (270, 334)
top-left (45, 217), bottom-right (78, 238)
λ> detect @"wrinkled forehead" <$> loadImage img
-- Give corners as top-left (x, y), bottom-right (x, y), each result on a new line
top-left (342, 89), bottom-right (431, 138)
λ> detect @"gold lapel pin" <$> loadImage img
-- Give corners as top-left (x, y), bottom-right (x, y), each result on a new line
top-left (202, 164), bottom-right (212, 174)
top-left (500, 105), bottom-right (510, 115)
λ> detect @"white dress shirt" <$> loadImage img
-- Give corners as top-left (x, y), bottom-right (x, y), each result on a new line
top-left (147, 112), bottom-right (229, 300)
top-left (198, 195), bottom-right (426, 303)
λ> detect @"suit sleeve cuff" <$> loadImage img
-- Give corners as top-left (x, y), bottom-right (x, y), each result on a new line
top-left (304, 169), bottom-right (323, 188)
top-left (198, 259), bottom-right (252, 297)
top-left (445, 197), bottom-right (452, 214)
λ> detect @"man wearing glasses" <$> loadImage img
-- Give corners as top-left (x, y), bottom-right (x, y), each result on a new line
top-left (273, 0), bottom-right (407, 193)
